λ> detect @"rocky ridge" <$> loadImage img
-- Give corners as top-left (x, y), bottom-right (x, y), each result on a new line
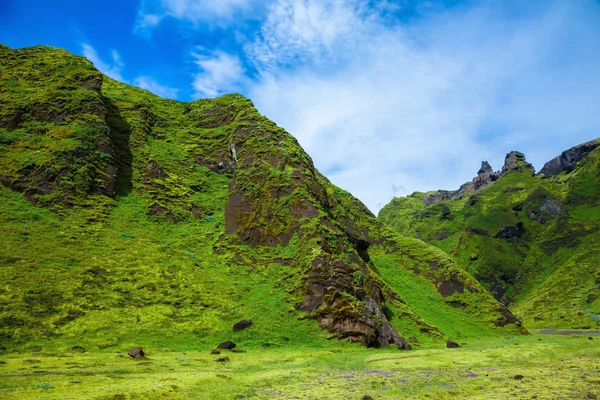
top-left (424, 151), bottom-right (534, 206)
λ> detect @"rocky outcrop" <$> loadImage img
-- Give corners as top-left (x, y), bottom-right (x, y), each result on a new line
top-left (423, 190), bottom-right (454, 206)
top-left (538, 140), bottom-right (599, 178)
top-left (502, 151), bottom-right (535, 175)
top-left (423, 161), bottom-right (499, 206)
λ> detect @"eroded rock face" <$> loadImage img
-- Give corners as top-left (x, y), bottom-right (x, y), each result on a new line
top-left (538, 140), bottom-right (599, 178)
top-left (502, 151), bottom-right (535, 175)
top-left (222, 114), bottom-right (411, 349)
top-left (478, 161), bottom-right (493, 174)
top-left (423, 161), bottom-right (499, 206)
top-left (424, 190), bottom-right (454, 206)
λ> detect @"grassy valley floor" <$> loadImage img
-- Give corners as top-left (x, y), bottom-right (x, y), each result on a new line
top-left (1, 333), bottom-right (599, 399)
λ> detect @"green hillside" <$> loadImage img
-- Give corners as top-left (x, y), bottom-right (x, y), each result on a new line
top-left (379, 141), bottom-right (600, 329)
top-left (0, 44), bottom-right (522, 353)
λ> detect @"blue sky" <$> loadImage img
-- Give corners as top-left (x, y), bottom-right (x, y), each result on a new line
top-left (2, 0), bottom-right (600, 212)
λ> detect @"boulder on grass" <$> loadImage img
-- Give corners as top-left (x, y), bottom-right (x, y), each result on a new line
top-left (446, 340), bottom-right (460, 348)
top-left (217, 341), bottom-right (236, 350)
top-left (128, 347), bottom-right (145, 358)
top-left (233, 319), bottom-right (253, 331)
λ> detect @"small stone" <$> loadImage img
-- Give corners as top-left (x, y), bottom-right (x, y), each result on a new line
top-left (262, 343), bottom-right (271, 348)
top-left (589, 337), bottom-right (594, 340)
top-left (514, 375), bottom-right (524, 380)
top-left (210, 349), bottom-right (220, 355)
top-left (128, 347), bottom-right (145, 359)
top-left (231, 348), bottom-right (246, 353)
top-left (362, 396), bottom-right (374, 400)
top-left (446, 340), bottom-right (460, 348)
top-left (216, 356), bottom-right (230, 362)
top-left (71, 346), bottom-right (86, 352)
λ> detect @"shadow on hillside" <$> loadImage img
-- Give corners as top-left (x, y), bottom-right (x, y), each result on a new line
top-left (103, 96), bottom-right (133, 196)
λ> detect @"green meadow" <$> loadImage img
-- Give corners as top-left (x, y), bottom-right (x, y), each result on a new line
top-left (1, 333), bottom-right (599, 399)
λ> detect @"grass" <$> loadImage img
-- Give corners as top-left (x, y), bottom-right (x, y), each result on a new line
top-left (379, 143), bottom-right (600, 328)
top-left (0, 334), bottom-right (598, 399)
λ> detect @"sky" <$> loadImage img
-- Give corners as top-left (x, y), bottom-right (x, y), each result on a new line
top-left (1, 0), bottom-right (600, 213)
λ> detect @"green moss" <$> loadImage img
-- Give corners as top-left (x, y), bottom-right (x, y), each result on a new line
top-left (380, 143), bottom-right (600, 328)
top-left (0, 44), bottom-right (521, 351)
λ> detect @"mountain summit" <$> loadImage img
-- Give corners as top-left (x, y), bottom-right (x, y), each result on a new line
top-left (0, 45), bottom-right (521, 349)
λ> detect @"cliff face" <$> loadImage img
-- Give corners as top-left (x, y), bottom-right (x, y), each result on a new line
top-left (0, 44), bottom-right (521, 348)
top-left (379, 139), bottom-right (600, 329)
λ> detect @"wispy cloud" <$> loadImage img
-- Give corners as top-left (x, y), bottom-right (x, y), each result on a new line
top-left (136, 0), bottom-right (262, 30)
top-left (192, 49), bottom-right (246, 98)
top-left (245, 0), bottom-right (600, 212)
top-left (82, 44), bottom-right (124, 81)
top-left (133, 76), bottom-right (179, 99)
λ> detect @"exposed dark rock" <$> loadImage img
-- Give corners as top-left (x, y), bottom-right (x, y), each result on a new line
top-left (362, 396), bottom-right (374, 400)
top-left (478, 161), bottom-right (493, 174)
top-left (423, 161), bottom-right (500, 207)
top-left (434, 231), bottom-right (452, 240)
top-left (82, 77), bottom-right (102, 92)
top-left (514, 374), bottom-right (524, 380)
top-left (216, 356), bottom-right (230, 362)
top-left (217, 341), bottom-right (236, 350)
top-left (447, 301), bottom-right (467, 309)
top-left (424, 190), bottom-right (453, 206)
top-left (539, 140), bottom-right (599, 178)
top-left (128, 347), bottom-right (144, 359)
top-left (446, 340), bottom-right (460, 348)
top-left (71, 346), bottom-right (86, 352)
top-left (466, 226), bottom-right (490, 237)
top-left (210, 349), bottom-right (220, 355)
top-left (262, 343), bottom-right (271, 348)
top-left (525, 189), bottom-right (565, 224)
top-left (435, 275), bottom-right (465, 297)
top-left (502, 151), bottom-right (535, 175)
top-left (472, 162), bottom-right (500, 191)
top-left (233, 319), bottom-right (253, 331)
top-left (494, 224), bottom-right (524, 241)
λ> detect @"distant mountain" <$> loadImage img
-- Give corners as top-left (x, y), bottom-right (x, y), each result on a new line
top-left (379, 139), bottom-right (600, 329)
top-left (0, 44), bottom-right (522, 349)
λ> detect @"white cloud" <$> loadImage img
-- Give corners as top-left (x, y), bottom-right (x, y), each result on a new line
top-left (136, 0), bottom-right (261, 30)
top-left (192, 50), bottom-right (246, 98)
top-left (245, 0), bottom-right (379, 75)
top-left (133, 76), bottom-right (179, 99)
top-left (246, 0), bottom-right (600, 213)
top-left (82, 44), bottom-right (125, 81)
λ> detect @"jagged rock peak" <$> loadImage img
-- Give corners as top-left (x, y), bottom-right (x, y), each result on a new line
top-left (538, 139), bottom-right (599, 178)
top-left (478, 161), bottom-right (493, 175)
top-left (502, 151), bottom-right (535, 175)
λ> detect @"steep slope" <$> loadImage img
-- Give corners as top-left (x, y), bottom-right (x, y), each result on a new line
top-left (0, 44), bottom-right (521, 351)
top-left (380, 141), bottom-right (600, 329)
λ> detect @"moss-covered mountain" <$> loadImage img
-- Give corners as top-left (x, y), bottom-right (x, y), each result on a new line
top-left (380, 140), bottom-right (600, 329)
top-left (0, 44), bottom-right (521, 351)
